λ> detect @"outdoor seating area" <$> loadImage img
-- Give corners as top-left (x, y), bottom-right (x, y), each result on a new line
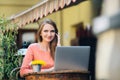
top-left (0, 0), bottom-right (120, 80)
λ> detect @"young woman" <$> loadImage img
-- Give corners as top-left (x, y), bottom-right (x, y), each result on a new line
top-left (20, 19), bottom-right (60, 77)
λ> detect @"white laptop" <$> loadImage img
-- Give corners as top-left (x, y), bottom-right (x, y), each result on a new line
top-left (54, 46), bottom-right (90, 71)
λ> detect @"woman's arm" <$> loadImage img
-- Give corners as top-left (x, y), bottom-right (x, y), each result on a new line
top-left (20, 45), bottom-right (34, 77)
top-left (41, 67), bottom-right (54, 72)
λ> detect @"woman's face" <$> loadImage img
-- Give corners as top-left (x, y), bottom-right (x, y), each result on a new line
top-left (40, 23), bottom-right (56, 42)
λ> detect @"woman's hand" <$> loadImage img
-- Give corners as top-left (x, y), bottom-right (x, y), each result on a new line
top-left (41, 67), bottom-right (54, 72)
top-left (56, 33), bottom-right (61, 46)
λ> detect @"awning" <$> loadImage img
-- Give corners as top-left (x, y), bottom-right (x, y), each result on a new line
top-left (10, 0), bottom-right (84, 27)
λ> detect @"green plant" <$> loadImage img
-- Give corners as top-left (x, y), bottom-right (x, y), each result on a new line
top-left (0, 17), bottom-right (23, 80)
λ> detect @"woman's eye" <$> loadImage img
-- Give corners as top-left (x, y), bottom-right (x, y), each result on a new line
top-left (44, 30), bottom-right (48, 32)
top-left (51, 30), bottom-right (55, 33)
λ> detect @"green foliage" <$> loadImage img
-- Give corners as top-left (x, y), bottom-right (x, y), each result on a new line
top-left (0, 17), bottom-right (22, 80)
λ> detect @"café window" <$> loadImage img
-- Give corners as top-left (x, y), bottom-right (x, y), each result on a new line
top-left (17, 29), bottom-right (37, 49)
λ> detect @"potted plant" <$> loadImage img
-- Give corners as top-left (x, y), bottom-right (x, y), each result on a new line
top-left (30, 60), bottom-right (46, 72)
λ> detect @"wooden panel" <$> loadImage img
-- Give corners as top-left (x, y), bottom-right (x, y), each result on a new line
top-left (25, 70), bottom-right (90, 80)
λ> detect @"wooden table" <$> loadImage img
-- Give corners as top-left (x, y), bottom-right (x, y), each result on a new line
top-left (24, 70), bottom-right (90, 80)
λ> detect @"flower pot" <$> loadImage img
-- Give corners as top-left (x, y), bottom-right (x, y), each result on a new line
top-left (32, 64), bottom-right (41, 72)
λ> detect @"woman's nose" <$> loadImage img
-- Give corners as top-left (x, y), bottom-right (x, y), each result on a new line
top-left (48, 32), bottom-right (51, 36)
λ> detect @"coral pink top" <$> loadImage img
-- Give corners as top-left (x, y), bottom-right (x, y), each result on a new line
top-left (20, 43), bottom-right (54, 77)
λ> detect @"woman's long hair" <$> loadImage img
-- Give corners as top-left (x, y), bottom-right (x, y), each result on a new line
top-left (37, 19), bottom-right (58, 59)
